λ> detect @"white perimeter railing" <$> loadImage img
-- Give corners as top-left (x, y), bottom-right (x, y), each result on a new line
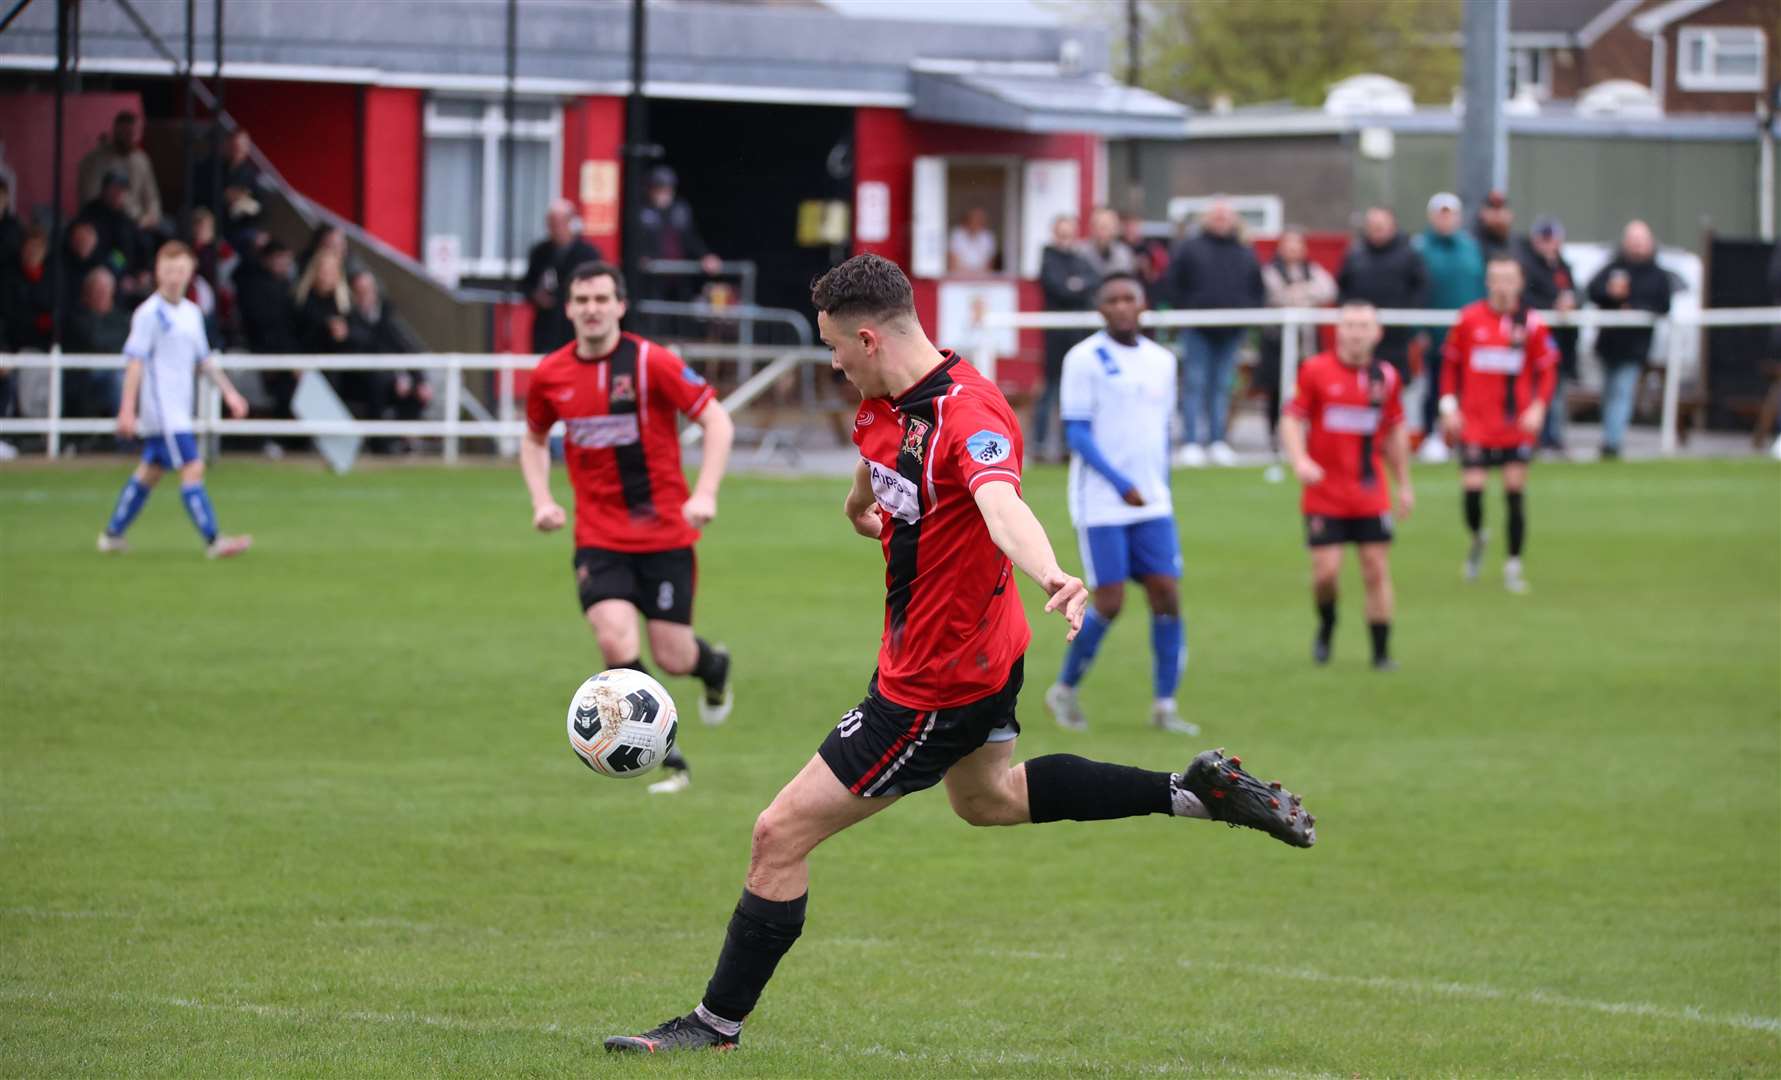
top-left (0, 344), bottom-right (834, 462)
top-left (975, 306), bottom-right (1781, 456)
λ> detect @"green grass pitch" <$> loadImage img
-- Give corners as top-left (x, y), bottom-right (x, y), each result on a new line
top-left (2, 457), bottom-right (1777, 1077)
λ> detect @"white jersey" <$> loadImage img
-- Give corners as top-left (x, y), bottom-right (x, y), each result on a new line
top-left (123, 293), bottom-right (210, 435)
top-left (1060, 329), bottom-right (1176, 528)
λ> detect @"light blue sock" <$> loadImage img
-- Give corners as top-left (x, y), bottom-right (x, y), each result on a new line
top-left (1151, 614), bottom-right (1186, 700)
top-left (105, 476), bottom-right (151, 537)
top-left (1058, 609), bottom-right (1113, 688)
top-left (181, 483), bottom-right (219, 544)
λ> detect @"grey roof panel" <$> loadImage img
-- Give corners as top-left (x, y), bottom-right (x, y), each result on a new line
top-left (912, 69), bottom-right (1186, 138)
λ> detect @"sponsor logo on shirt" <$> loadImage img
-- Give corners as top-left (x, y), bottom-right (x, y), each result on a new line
top-left (1322, 404), bottom-right (1381, 435)
top-left (868, 460), bottom-right (921, 523)
top-left (1472, 346), bottom-right (1524, 374)
top-left (965, 429), bottom-right (1012, 465)
top-left (855, 410), bottom-right (874, 428)
top-left (900, 418), bottom-right (930, 464)
top-left (564, 414), bottom-right (640, 449)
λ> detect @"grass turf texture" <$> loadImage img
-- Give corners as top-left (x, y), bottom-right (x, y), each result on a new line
top-left (1, 458), bottom-right (1777, 1078)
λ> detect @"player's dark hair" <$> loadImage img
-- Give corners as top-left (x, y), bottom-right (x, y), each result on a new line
top-left (810, 254), bottom-right (915, 322)
top-left (1097, 270), bottom-right (1144, 293)
top-left (569, 260), bottom-right (627, 300)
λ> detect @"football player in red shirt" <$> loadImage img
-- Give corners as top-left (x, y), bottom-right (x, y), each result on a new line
top-left (1438, 255), bottom-right (1558, 594)
top-left (604, 255), bottom-right (1316, 1055)
top-left (521, 262), bottom-right (737, 793)
top-left (1280, 302), bottom-right (1413, 670)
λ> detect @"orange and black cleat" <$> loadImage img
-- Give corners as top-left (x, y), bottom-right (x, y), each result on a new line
top-left (1178, 748), bottom-right (1316, 848)
top-left (604, 1014), bottom-right (738, 1054)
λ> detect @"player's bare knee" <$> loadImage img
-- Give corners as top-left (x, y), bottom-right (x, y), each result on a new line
top-left (749, 804), bottom-right (808, 868)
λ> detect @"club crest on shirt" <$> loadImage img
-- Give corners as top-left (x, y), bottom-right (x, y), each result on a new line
top-left (901, 417), bottom-right (930, 462)
top-left (611, 374), bottom-right (636, 403)
top-left (965, 429), bottom-right (1012, 465)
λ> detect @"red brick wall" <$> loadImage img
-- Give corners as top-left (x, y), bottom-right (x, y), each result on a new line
top-left (1663, 0), bottom-right (1779, 112)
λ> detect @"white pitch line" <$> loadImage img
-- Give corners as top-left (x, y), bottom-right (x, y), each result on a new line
top-left (1180, 960), bottom-right (1781, 1036)
top-left (0, 986), bottom-right (575, 1040)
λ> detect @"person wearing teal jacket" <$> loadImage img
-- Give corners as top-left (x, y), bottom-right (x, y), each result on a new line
top-left (1413, 193), bottom-right (1484, 459)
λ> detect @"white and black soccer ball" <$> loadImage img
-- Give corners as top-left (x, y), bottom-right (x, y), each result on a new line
top-left (566, 668), bottom-right (678, 779)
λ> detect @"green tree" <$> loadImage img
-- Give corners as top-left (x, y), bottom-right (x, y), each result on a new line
top-left (1136, 0), bottom-right (1463, 108)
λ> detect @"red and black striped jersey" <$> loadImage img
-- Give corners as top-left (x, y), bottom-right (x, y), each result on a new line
top-left (525, 332), bottom-right (716, 553)
top-left (1285, 352), bottom-right (1404, 518)
top-left (1440, 301), bottom-right (1559, 449)
top-left (853, 352), bottom-right (1031, 711)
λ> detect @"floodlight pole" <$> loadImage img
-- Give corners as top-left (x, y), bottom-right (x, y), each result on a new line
top-left (621, 0), bottom-right (649, 297)
top-left (49, 0), bottom-right (69, 351)
top-left (1458, 0), bottom-right (1508, 212)
top-left (503, 0), bottom-right (518, 295)
top-left (182, 0), bottom-right (195, 226)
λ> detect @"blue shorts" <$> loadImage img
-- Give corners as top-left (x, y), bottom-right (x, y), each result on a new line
top-left (141, 432), bottom-right (199, 469)
top-left (1078, 517), bottom-right (1182, 588)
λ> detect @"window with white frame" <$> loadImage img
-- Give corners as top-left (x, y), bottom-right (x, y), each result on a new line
top-left (1509, 47), bottom-right (1551, 101)
top-left (1676, 27), bottom-right (1766, 92)
top-left (423, 98), bottom-right (561, 280)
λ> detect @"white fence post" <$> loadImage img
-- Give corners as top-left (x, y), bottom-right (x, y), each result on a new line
top-left (1660, 318), bottom-right (1685, 456)
top-left (46, 345), bottom-right (62, 459)
top-left (1280, 310), bottom-right (1302, 407)
top-left (443, 357), bottom-right (462, 465)
top-left (198, 377), bottom-right (219, 461)
top-left (497, 365), bottom-right (516, 458)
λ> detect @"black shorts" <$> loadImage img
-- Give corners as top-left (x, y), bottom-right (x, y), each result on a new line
top-left (818, 657), bottom-right (1024, 799)
top-left (573, 546), bottom-right (695, 623)
top-left (1304, 513), bottom-right (1394, 548)
top-left (1459, 443), bottom-right (1533, 469)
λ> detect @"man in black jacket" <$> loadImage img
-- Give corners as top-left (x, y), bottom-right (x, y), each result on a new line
top-left (523, 200), bottom-right (603, 354)
top-left (235, 241), bottom-right (302, 424)
top-left (1338, 207), bottom-right (1426, 381)
top-left (1516, 216), bottom-right (1579, 453)
top-left (1166, 199), bottom-right (1263, 466)
top-left (1586, 220), bottom-right (1671, 459)
top-left (1034, 213), bottom-right (1097, 461)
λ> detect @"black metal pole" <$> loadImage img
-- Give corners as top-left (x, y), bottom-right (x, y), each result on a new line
top-left (182, 0), bottom-right (195, 228)
top-left (0, 0), bottom-right (35, 36)
top-left (1123, 0), bottom-right (1141, 215)
top-left (503, 0), bottom-right (518, 293)
top-left (211, 0), bottom-right (224, 219)
top-left (621, 0), bottom-right (647, 297)
top-left (49, 0), bottom-right (68, 350)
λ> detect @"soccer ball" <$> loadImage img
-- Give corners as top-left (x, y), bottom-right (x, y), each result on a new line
top-left (566, 668), bottom-right (678, 779)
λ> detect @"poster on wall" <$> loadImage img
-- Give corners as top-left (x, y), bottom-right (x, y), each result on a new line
top-left (856, 180), bottom-right (890, 244)
top-left (937, 279), bottom-right (1019, 360)
top-left (425, 234), bottom-right (461, 289)
top-left (1019, 159), bottom-right (1079, 279)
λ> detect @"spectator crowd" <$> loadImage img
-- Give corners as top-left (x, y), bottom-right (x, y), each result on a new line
top-left (1034, 187), bottom-right (1677, 464)
top-left (0, 111), bottom-right (428, 452)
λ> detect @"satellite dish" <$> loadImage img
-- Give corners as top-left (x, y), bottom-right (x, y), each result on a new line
top-left (1576, 80), bottom-right (1663, 118)
top-left (1323, 74), bottom-right (1415, 116)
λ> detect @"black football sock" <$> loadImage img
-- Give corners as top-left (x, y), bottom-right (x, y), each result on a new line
top-left (699, 889), bottom-right (807, 1029)
top-left (662, 747), bottom-right (689, 775)
top-left (692, 637), bottom-right (729, 692)
top-left (1463, 489), bottom-right (1484, 536)
top-left (610, 657), bottom-right (650, 675)
top-left (1369, 621), bottom-right (1391, 662)
top-left (1025, 754), bottom-right (1173, 822)
top-left (1316, 598), bottom-right (1337, 645)
top-left (1506, 491), bottom-right (1526, 557)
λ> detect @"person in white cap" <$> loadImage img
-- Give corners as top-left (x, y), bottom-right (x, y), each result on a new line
top-left (1413, 192), bottom-right (1484, 463)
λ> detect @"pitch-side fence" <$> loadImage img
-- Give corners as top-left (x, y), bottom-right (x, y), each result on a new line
top-left (0, 344), bottom-right (833, 462)
top-left (975, 306), bottom-right (1781, 456)
top-left (5, 308), bottom-right (1779, 460)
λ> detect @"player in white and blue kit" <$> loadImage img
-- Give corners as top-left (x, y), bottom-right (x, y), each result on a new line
top-left (1044, 272), bottom-right (1198, 734)
top-left (98, 240), bottom-right (253, 558)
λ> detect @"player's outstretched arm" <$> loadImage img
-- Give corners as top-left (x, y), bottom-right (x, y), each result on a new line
top-left (1277, 414), bottom-right (1323, 486)
top-left (116, 359), bottom-right (144, 438)
top-left (199, 355), bottom-right (249, 419)
top-left (1385, 421), bottom-right (1414, 519)
top-left (519, 428), bottom-right (566, 531)
top-left (683, 401), bottom-right (733, 528)
top-left (843, 459), bottom-right (882, 539)
top-left (971, 480), bottom-right (1087, 639)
